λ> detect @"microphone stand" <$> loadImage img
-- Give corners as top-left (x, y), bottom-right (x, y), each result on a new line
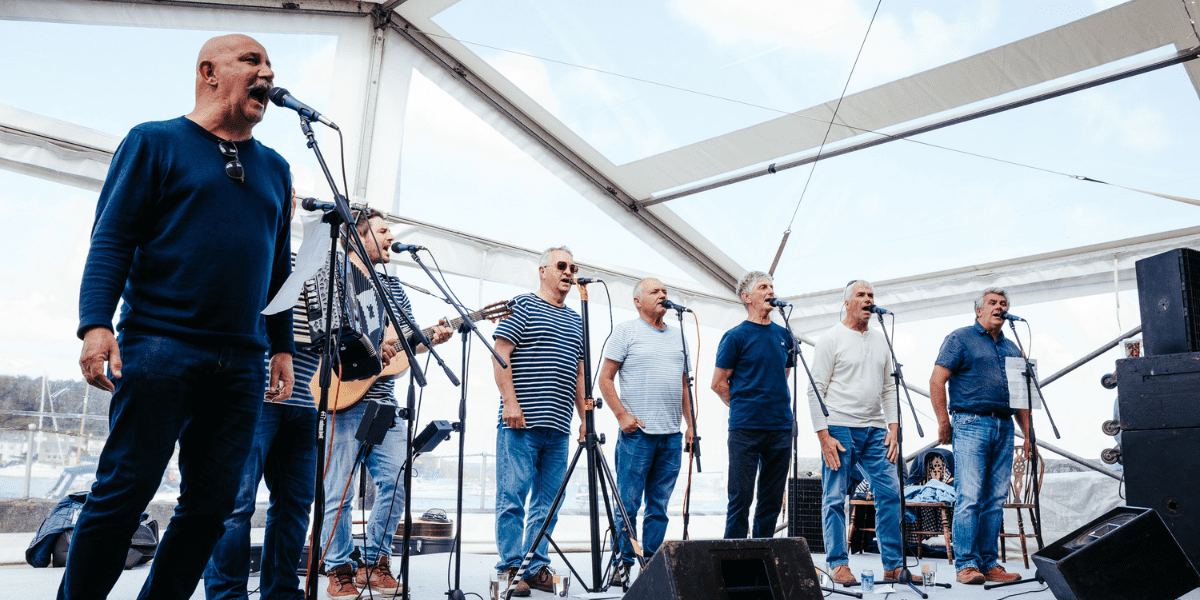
top-left (778, 307), bottom-right (859, 598)
top-left (984, 318), bottom-right (1059, 592)
top-left (670, 305), bottom-right (701, 540)
top-left (393, 247), bottom-right (507, 600)
top-left (294, 115), bottom-right (427, 600)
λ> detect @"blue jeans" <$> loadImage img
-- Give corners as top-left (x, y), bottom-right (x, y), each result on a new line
top-left (611, 430), bottom-right (682, 566)
top-left (58, 333), bottom-right (264, 600)
top-left (495, 427), bottom-right (568, 573)
top-left (204, 402), bottom-right (316, 600)
top-left (820, 426), bottom-right (903, 570)
top-left (321, 400), bottom-right (408, 571)
top-left (725, 429), bottom-right (791, 539)
top-left (951, 412), bottom-right (1014, 573)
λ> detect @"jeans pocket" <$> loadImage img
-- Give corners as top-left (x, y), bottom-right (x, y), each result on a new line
top-left (952, 412), bottom-right (978, 427)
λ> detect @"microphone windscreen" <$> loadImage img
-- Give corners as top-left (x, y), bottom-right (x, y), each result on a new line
top-left (268, 87), bottom-right (289, 106)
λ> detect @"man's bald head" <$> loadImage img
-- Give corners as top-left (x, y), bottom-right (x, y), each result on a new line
top-left (188, 34), bottom-right (274, 140)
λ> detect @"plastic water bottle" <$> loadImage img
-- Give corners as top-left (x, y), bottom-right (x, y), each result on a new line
top-left (861, 569), bottom-right (875, 592)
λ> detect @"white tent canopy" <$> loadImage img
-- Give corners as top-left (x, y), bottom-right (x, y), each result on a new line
top-left (2, 0), bottom-right (1198, 463)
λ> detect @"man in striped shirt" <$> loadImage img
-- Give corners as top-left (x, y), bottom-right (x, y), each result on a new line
top-left (598, 278), bottom-right (695, 587)
top-left (492, 246), bottom-right (587, 597)
top-left (318, 209), bottom-right (451, 600)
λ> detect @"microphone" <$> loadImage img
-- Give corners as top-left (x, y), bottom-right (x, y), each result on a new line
top-left (575, 277), bottom-right (602, 285)
top-left (299, 197), bottom-right (335, 212)
top-left (868, 305), bottom-right (893, 315)
top-left (390, 242), bottom-right (425, 253)
top-left (768, 298), bottom-right (790, 308)
top-left (661, 299), bottom-right (692, 313)
top-left (999, 311), bottom-right (1027, 322)
top-left (268, 87), bottom-right (339, 130)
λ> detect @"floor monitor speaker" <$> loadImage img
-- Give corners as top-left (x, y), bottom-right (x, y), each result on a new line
top-left (1031, 506), bottom-right (1199, 600)
top-left (623, 538), bottom-right (823, 600)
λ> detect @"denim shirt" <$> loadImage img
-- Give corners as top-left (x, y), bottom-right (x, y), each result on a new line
top-left (935, 321), bottom-right (1021, 415)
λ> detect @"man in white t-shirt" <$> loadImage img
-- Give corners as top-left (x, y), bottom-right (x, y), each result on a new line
top-left (598, 278), bottom-right (695, 587)
top-left (808, 280), bottom-right (918, 585)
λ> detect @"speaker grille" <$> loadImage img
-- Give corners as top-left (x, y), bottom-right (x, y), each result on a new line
top-left (787, 477), bottom-right (824, 552)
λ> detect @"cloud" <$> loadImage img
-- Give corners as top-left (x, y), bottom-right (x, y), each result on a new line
top-left (670, 0), bottom-right (998, 90)
top-left (1074, 90), bottom-right (1173, 153)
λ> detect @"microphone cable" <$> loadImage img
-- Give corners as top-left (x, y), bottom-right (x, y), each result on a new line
top-left (681, 308), bottom-right (703, 535)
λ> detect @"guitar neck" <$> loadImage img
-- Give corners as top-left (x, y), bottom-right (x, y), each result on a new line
top-left (395, 307), bottom-right (487, 349)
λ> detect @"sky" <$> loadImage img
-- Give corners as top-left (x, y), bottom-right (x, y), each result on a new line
top-left (0, 0), bottom-right (1194, 469)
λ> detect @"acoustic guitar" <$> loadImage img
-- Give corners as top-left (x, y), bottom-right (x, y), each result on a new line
top-left (310, 300), bottom-right (513, 412)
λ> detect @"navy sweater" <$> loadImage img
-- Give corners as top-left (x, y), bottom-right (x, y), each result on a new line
top-left (78, 117), bottom-right (294, 356)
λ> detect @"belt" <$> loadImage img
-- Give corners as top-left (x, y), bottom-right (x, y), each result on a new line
top-left (953, 409), bottom-right (1013, 419)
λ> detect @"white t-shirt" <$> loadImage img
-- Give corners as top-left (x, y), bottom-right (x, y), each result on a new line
top-left (603, 318), bottom-right (690, 435)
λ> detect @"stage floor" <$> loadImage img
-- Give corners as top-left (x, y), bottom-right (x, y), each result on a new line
top-left (7, 549), bottom-right (1198, 600)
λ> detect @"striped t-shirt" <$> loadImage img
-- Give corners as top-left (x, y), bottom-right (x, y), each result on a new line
top-left (603, 318), bottom-right (689, 435)
top-left (494, 293), bottom-right (584, 434)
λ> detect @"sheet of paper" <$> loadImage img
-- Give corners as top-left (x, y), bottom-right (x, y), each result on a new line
top-left (1006, 356), bottom-right (1043, 410)
top-left (262, 216), bottom-right (332, 315)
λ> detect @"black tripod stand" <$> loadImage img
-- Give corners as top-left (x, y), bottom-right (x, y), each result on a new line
top-left (984, 316), bottom-right (1059, 593)
top-left (502, 282), bottom-right (642, 599)
top-left (778, 307), bottom-right (859, 599)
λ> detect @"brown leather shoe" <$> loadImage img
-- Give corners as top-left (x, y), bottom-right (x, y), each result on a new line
top-left (525, 566), bottom-right (556, 593)
top-left (957, 567), bottom-right (986, 584)
top-left (830, 564), bottom-right (857, 584)
top-left (500, 567), bottom-right (530, 597)
top-left (984, 565), bottom-right (1022, 583)
top-left (884, 568), bottom-right (923, 584)
top-left (356, 554), bottom-right (401, 595)
top-left (326, 563), bottom-right (360, 600)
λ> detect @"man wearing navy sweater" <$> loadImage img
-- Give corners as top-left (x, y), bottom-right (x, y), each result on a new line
top-left (69, 34), bottom-right (294, 600)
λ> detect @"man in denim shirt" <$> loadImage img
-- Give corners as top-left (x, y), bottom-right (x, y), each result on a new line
top-left (929, 287), bottom-right (1031, 585)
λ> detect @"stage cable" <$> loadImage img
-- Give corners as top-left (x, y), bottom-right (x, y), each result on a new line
top-left (592, 281), bottom-right (615, 385)
top-left (681, 309), bottom-right (703, 535)
top-left (784, 0), bottom-right (884, 233)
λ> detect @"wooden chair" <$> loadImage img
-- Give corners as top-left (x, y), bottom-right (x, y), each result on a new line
top-left (999, 446), bottom-right (1045, 568)
top-left (847, 499), bottom-right (954, 562)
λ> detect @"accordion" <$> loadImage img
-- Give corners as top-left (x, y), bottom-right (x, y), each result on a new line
top-left (294, 258), bottom-right (382, 382)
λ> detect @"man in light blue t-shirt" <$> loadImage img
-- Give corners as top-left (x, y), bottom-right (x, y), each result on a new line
top-left (598, 278), bottom-right (695, 587)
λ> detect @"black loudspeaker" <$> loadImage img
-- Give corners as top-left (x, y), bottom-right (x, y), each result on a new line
top-left (786, 477), bottom-right (824, 552)
top-left (1135, 248), bottom-right (1200, 356)
top-left (1123, 428), bottom-right (1200, 568)
top-left (1031, 506), bottom-right (1199, 600)
top-left (623, 538), bottom-right (823, 600)
top-left (1116, 353), bottom-right (1200, 430)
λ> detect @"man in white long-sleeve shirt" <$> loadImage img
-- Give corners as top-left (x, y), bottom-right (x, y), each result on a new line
top-left (808, 280), bottom-right (917, 585)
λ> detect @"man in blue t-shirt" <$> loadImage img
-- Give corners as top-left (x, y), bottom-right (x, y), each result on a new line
top-left (929, 287), bottom-right (1031, 586)
top-left (712, 271), bottom-right (795, 539)
top-left (598, 278), bottom-right (694, 586)
top-left (492, 246), bottom-right (586, 597)
top-left (70, 35), bottom-right (293, 600)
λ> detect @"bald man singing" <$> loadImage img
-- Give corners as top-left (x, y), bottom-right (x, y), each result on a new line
top-left (68, 34), bottom-right (293, 600)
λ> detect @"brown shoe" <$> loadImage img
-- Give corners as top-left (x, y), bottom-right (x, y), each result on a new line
top-left (357, 554), bottom-right (402, 595)
top-left (525, 566), bottom-right (556, 593)
top-left (830, 564), bottom-right (857, 584)
top-left (957, 567), bottom-right (986, 585)
top-left (984, 565), bottom-right (1022, 583)
top-left (884, 568), bottom-right (923, 584)
top-left (326, 563), bottom-right (360, 600)
top-left (609, 563), bottom-right (630, 589)
top-left (500, 567), bottom-right (531, 598)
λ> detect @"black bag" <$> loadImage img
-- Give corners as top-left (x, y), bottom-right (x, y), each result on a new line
top-left (26, 491), bottom-right (159, 569)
